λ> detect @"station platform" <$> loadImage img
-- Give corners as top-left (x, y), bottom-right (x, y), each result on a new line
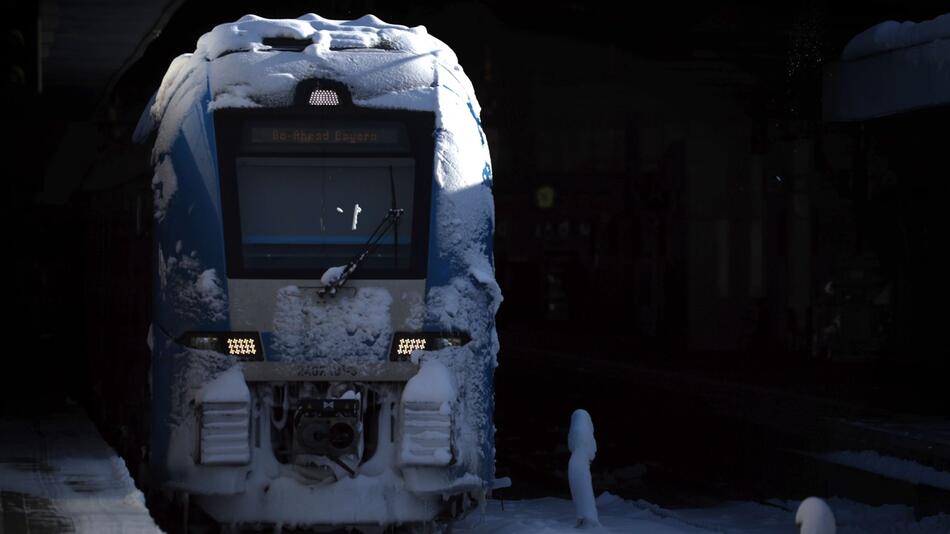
top-left (0, 407), bottom-right (162, 534)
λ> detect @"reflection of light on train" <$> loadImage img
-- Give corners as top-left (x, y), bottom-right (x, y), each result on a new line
top-left (141, 14), bottom-right (499, 528)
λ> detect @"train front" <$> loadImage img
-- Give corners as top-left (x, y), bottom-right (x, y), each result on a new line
top-left (145, 14), bottom-right (499, 527)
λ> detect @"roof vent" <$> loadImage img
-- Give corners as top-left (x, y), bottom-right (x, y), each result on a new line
top-left (262, 37), bottom-right (312, 52)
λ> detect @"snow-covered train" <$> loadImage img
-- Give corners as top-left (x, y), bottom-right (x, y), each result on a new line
top-left (140, 14), bottom-right (500, 529)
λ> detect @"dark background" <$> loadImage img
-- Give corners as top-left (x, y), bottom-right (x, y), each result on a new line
top-left (2, 0), bottom-right (948, 513)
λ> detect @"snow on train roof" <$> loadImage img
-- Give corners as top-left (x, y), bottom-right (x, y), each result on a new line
top-left (196, 14), bottom-right (436, 59)
top-left (149, 13), bottom-right (477, 157)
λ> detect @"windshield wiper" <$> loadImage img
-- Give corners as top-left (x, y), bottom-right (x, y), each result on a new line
top-left (320, 165), bottom-right (403, 297)
top-left (318, 207), bottom-right (404, 297)
top-left (389, 165), bottom-right (399, 269)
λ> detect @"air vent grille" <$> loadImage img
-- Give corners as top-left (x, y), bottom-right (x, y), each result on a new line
top-left (198, 402), bottom-right (250, 465)
top-left (400, 400), bottom-right (454, 467)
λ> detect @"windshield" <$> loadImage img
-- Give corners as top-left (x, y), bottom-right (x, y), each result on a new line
top-left (235, 157), bottom-right (415, 272)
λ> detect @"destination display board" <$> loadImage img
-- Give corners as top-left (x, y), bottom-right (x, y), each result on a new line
top-left (244, 121), bottom-right (408, 152)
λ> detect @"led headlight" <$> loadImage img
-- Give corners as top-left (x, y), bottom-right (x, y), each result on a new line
top-left (178, 331), bottom-right (265, 361)
top-left (388, 331), bottom-right (471, 361)
top-left (397, 337), bottom-right (427, 356)
top-left (226, 337), bottom-right (258, 356)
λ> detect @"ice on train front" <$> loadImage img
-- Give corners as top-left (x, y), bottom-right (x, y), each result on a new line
top-left (143, 14), bottom-right (499, 527)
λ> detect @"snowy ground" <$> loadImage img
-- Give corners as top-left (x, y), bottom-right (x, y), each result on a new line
top-left (0, 409), bottom-right (162, 533)
top-left (454, 493), bottom-right (950, 533)
top-left (1, 410), bottom-right (948, 533)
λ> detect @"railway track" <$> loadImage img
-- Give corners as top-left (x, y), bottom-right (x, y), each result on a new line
top-left (493, 345), bottom-right (950, 516)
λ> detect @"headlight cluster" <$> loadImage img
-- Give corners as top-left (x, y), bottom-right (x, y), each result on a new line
top-left (388, 331), bottom-right (471, 361)
top-left (396, 337), bottom-right (427, 356)
top-left (178, 331), bottom-right (265, 361)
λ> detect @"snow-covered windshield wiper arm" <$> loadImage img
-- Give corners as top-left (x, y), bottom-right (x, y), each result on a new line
top-left (318, 208), bottom-right (404, 297)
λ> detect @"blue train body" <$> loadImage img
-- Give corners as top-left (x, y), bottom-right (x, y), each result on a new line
top-left (144, 14), bottom-right (499, 526)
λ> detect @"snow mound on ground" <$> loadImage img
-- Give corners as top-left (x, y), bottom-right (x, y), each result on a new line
top-left (0, 413), bottom-right (164, 533)
top-left (796, 497), bottom-right (836, 534)
top-left (454, 493), bottom-right (950, 533)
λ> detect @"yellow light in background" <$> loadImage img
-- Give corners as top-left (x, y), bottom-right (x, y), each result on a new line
top-left (397, 337), bottom-right (427, 355)
top-left (227, 338), bottom-right (257, 356)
